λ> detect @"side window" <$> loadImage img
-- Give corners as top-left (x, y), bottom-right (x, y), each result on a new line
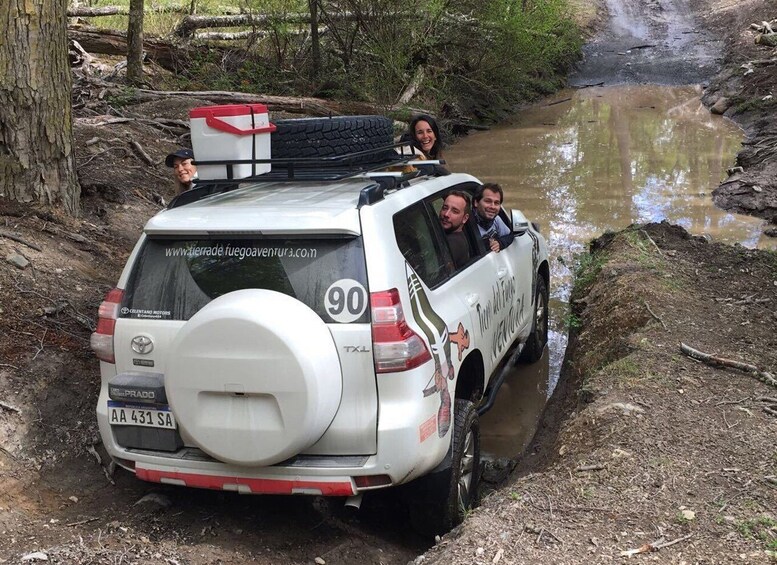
top-left (393, 203), bottom-right (452, 287)
top-left (430, 194), bottom-right (482, 271)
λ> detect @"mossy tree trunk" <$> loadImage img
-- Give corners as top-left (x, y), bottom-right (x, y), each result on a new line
top-left (0, 0), bottom-right (79, 215)
top-left (127, 0), bottom-right (145, 85)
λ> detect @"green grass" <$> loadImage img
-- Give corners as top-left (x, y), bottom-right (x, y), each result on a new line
top-left (600, 356), bottom-right (640, 379)
top-left (736, 516), bottom-right (777, 550)
top-left (573, 250), bottom-right (607, 294)
top-left (732, 96), bottom-right (777, 116)
top-left (565, 312), bottom-right (582, 331)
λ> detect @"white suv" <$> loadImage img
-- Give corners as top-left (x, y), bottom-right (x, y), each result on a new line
top-left (91, 115), bottom-right (549, 535)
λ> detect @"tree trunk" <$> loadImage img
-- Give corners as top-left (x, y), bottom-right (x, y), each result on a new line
top-left (309, 0), bottom-right (320, 79)
top-left (126, 0), bottom-right (145, 85)
top-left (1, 0), bottom-right (79, 215)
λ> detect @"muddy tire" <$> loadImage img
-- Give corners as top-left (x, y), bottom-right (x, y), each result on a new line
top-left (271, 115), bottom-right (396, 163)
top-left (519, 274), bottom-right (549, 364)
top-left (408, 399), bottom-right (481, 537)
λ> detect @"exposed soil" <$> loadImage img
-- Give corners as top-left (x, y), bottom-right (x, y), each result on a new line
top-left (697, 0), bottom-right (777, 225)
top-left (1, 0), bottom-right (776, 563)
top-left (422, 222), bottom-right (777, 564)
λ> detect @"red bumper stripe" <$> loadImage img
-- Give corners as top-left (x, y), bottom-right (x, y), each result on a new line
top-left (136, 467), bottom-right (355, 496)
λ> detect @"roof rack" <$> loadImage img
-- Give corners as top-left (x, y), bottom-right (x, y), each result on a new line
top-left (167, 141), bottom-right (446, 209)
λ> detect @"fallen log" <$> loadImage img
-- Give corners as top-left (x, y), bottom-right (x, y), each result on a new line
top-left (679, 342), bottom-right (777, 389)
top-left (68, 5), bottom-right (244, 17)
top-left (68, 26), bottom-right (194, 71)
top-left (108, 87), bottom-right (386, 117)
top-left (195, 30), bottom-right (267, 41)
top-left (175, 12), bottom-right (312, 37)
top-left (396, 66), bottom-right (425, 106)
top-left (67, 5), bottom-right (190, 17)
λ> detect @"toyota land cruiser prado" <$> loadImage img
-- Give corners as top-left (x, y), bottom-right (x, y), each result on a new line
top-left (90, 113), bottom-right (550, 535)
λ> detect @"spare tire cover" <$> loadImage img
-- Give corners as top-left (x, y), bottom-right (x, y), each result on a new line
top-left (165, 289), bottom-right (342, 466)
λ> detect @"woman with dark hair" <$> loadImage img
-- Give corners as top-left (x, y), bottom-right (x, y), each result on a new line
top-left (402, 114), bottom-right (449, 175)
top-left (408, 114), bottom-right (444, 160)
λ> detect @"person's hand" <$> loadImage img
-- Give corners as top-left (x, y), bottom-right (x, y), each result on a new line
top-left (489, 238), bottom-right (500, 253)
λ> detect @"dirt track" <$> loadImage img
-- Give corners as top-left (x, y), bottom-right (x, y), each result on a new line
top-left (570, 0), bottom-right (722, 86)
top-left (1, 0), bottom-right (776, 563)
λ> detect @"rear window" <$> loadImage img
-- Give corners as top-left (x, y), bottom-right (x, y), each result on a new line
top-left (121, 237), bottom-right (369, 324)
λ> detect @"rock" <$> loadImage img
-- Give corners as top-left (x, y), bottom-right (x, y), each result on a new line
top-left (680, 509), bottom-right (696, 521)
top-left (6, 253), bottom-right (29, 269)
top-left (756, 33), bottom-right (777, 47)
top-left (597, 402), bottom-right (645, 416)
top-left (67, 232), bottom-right (89, 244)
top-left (726, 166), bottom-right (743, 175)
top-left (21, 552), bottom-right (48, 562)
top-left (710, 96), bottom-right (731, 114)
top-left (314, 557), bottom-right (326, 565)
top-left (475, 547), bottom-right (485, 556)
top-left (133, 492), bottom-right (172, 508)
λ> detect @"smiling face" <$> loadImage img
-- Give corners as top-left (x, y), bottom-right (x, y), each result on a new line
top-left (173, 157), bottom-right (197, 184)
top-left (414, 120), bottom-right (436, 155)
top-left (439, 194), bottom-right (469, 233)
top-left (475, 188), bottom-right (502, 221)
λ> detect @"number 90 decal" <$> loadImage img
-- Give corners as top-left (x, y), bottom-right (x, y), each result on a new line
top-left (325, 279), bottom-right (368, 323)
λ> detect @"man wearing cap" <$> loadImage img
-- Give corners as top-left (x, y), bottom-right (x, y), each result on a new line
top-left (165, 148), bottom-right (198, 194)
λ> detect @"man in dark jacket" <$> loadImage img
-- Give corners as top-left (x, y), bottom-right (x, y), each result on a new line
top-left (439, 191), bottom-right (471, 269)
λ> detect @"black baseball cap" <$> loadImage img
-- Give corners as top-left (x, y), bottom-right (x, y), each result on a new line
top-left (165, 148), bottom-right (195, 167)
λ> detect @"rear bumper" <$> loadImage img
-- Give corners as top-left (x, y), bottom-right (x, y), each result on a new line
top-left (135, 462), bottom-right (358, 496)
top-left (96, 358), bottom-right (452, 495)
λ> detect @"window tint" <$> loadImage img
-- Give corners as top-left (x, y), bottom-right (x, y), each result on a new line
top-left (122, 237), bottom-right (369, 323)
top-left (393, 203), bottom-right (452, 287)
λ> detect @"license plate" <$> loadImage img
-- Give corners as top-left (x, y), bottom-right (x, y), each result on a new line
top-left (108, 402), bottom-right (176, 430)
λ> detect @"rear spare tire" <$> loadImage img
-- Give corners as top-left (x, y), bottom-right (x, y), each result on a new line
top-left (271, 115), bottom-right (396, 164)
top-left (165, 289), bottom-right (342, 466)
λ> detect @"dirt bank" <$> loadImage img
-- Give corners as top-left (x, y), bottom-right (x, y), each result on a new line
top-left (695, 0), bottom-right (777, 226)
top-left (422, 222), bottom-right (777, 564)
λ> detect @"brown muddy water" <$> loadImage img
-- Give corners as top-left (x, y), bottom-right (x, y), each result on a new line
top-left (450, 85), bottom-right (775, 462)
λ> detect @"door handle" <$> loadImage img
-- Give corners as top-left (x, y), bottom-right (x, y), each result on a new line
top-left (496, 268), bottom-right (507, 279)
top-left (465, 293), bottom-right (479, 306)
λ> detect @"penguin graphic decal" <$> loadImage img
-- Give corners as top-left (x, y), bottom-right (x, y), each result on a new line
top-left (406, 264), bottom-right (470, 437)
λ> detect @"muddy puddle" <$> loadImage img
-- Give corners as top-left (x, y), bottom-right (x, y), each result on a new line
top-left (448, 84), bottom-right (775, 462)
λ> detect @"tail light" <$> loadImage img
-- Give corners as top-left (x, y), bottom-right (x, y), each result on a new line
top-left (90, 288), bottom-right (124, 363)
top-left (370, 289), bottom-right (431, 373)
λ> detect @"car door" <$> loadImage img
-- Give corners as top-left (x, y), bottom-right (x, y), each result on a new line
top-left (392, 202), bottom-right (474, 397)
top-left (427, 191), bottom-right (517, 379)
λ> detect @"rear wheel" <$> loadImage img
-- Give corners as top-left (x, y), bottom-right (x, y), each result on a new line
top-left (408, 399), bottom-right (481, 537)
top-left (519, 274), bottom-right (549, 364)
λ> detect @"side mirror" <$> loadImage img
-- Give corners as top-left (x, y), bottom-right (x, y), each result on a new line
top-left (510, 208), bottom-right (530, 235)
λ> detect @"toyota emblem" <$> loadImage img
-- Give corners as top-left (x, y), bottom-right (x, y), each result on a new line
top-left (131, 335), bottom-right (154, 355)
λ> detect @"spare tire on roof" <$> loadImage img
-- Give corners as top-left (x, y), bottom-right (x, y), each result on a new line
top-left (270, 115), bottom-right (396, 164)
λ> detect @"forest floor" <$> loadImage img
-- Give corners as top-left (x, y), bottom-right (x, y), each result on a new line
top-left (0, 0), bottom-right (776, 563)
